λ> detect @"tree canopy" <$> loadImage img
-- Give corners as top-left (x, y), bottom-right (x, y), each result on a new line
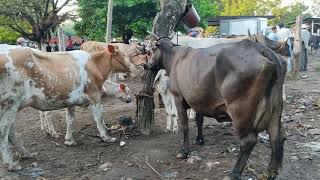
top-left (0, 0), bottom-right (74, 45)
top-left (75, 0), bottom-right (313, 41)
top-left (75, 0), bottom-right (158, 41)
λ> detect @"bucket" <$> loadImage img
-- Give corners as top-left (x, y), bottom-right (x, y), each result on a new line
top-left (181, 4), bottom-right (201, 28)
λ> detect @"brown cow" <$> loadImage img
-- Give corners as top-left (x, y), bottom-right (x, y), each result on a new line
top-left (40, 41), bottom-right (145, 145)
top-left (0, 44), bottom-right (135, 170)
top-left (147, 33), bottom-right (287, 180)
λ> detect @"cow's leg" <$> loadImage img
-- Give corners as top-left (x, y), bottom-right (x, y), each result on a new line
top-left (229, 132), bottom-right (257, 179)
top-left (45, 111), bottom-right (59, 138)
top-left (172, 114), bottom-right (178, 135)
top-left (166, 113), bottom-right (172, 132)
top-left (158, 93), bottom-right (165, 108)
top-left (8, 122), bottom-right (32, 159)
top-left (265, 111), bottom-right (286, 179)
top-left (226, 104), bottom-right (257, 179)
top-left (188, 109), bottom-right (196, 121)
top-left (39, 111), bottom-right (47, 132)
top-left (0, 107), bottom-right (21, 171)
top-left (195, 113), bottom-right (204, 145)
top-left (175, 99), bottom-right (190, 159)
top-left (171, 100), bottom-right (178, 134)
top-left (89, 103), bottom-right (116, 143)
top-left (64, 106), bottom-right (77, 146)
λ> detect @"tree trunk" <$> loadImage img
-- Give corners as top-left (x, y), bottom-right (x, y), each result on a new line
top-left (106, 0), bottom-right (113, 43)
top-left (293, 15), bottom-right (302, 77)
top-left (40, 38), bottom-right (47, 51)
top-left (57, 27), bottom-right (66, 52)
top-left (136, 0), bottom-right (188, 135)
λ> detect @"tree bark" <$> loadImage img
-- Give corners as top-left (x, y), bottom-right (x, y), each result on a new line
top-left (106, 0), bottom-right (113, 43)
top-left (293, 15), bottom-right (302, 77)
top-left (136, 0), bottom-right (188, 135)
top-left (57, 27), bottom-right (66, 51)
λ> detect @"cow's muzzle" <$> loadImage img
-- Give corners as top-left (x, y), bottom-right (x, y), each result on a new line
top-left (125, 95), bottom-right (132, 103)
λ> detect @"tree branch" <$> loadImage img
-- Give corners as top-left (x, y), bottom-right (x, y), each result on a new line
top-left (44, 0), bottom-right (51, 17)
top-left (8, 24), bottom-right (33, 40)
top-left (55, 0), bottom-right (71, 13)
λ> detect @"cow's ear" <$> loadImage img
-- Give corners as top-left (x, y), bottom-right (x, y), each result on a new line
top-left (119, 83), bottom-right (126, 92)
top-left (107, 45), bottom-right (117, 54)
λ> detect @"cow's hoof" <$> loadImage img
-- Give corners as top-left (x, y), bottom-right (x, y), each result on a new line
top-left (8, 161), bottom-right (22, 171)
top-left (222, 176), bottom-right (231, 180)
top-left (50, 132), bottom-right (59, 139)
top-left (172, 130), bottom-right (178, 135)
top-left (176, 150), bottom-right (189, 159)
top-left (103, 136), bottom-right (116, 143)
top-left (64, 139), bottom-right (77, 146)
top-left (195, 137), bottom-right (204, 145)
top-left (258, 171), bottom-right (278, 180)
top-left (223, 175), bottom-right (241, 180)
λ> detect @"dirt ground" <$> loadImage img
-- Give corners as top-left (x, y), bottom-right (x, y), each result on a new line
top-left (0, 55), bottom-right (320, 180)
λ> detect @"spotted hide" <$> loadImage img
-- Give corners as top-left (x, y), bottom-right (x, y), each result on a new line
top-left (0, 44), bottom-right (134, 171)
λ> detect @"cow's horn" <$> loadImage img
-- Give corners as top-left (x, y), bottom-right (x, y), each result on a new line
top-left (147, 31), bottom-right (160, 40)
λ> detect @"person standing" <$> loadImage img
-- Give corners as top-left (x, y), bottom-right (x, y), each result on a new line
top-left (53, 42), bottom-right (59, 52)
top-left (277, 22), bottom-right (293, 72)
top-left (66, 36), bottom-right (73, 51)
top-left (301, 24), bottom-right (311, 71)
top-left (268, 26), bottom-right (278, 41)
top-left (46, 42), bottom-right (52, 52)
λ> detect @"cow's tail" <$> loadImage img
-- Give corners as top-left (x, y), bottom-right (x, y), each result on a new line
top-left (254, 40), bottom-right (286, 171)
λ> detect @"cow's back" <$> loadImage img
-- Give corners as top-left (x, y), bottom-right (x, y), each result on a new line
top-left (171, 40), bottom-right (275, 117)
top-left (0, 46), bottom-right (92, 110)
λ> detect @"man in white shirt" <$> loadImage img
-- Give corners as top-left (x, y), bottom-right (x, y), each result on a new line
top-left (277, 23), bottom-right (293, 72)
top-left (300, 24), bottom-right (311, 71)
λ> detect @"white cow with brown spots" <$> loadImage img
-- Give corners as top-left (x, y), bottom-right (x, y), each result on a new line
top-left (154, 69), bottom-right (196, 134)
top-left (0, 44), bottom-right (136, 171)
top-left (40, 80), bottom-right (132, 145)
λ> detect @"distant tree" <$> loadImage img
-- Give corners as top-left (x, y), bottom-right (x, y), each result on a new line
top-left (0, 27), bottom-right (21, 44)
top-left (311, 0), bottom-right (320, 16)
top-left (75, 0), bottom-right (158, 42)
top-left (0, 0), bottom-right (75, 49)
top-left (220, 0), bottom-right (257, 16)
top-left (192, 0), bottom-right (219, 27)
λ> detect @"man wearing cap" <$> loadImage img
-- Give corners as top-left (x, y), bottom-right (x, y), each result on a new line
top-left (277, 22), bottom-right (293, 72)
top-left (17, 37), bottom-right (27, 47)
top-left (301, 24), bottom-right (310, 71)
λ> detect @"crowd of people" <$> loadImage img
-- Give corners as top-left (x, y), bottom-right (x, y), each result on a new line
top-left (267, 22), bottom-right (311, 72)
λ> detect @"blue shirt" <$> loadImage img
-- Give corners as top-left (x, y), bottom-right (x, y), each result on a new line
top-left (268, 32), bottom-right (278, 41)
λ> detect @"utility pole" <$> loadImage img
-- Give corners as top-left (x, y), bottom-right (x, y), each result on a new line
top-left (106, 0), bottom-right (113, 43)
top-left (293, 15), bottom-right (302, 77)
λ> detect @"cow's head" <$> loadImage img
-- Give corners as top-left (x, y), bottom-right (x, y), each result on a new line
top-left (253, 35), bottom-right (292, 57)
top-left (112, 43), bottom-right (149, 77)
top-left (102, 81), bottom-right (132, 103)
top-left (146, 31), bottom-right (175, 71)
top-left (107, 44), bottom-right (135, 76)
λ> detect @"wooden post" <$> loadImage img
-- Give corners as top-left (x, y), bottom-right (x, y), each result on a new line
top-left (293, 15), bottom-right (302, 77)
top-left (106, 0), bottom-right (113, 43)
top-left (57, 27), bottom-right (66, 52)
top-left (311, 20), bottom-right (314, 35)
top-left (136, 0), bottom-right (188, 135)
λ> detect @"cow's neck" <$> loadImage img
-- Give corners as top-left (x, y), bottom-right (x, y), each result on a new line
top-left (161, 48), bottom-right (175, 76)
top-left (162, 46), bottom-right (187, 76)
top-left (110, 57), bottom-right (129, 73)
top-left (91, 52), bottom-right (113, 81)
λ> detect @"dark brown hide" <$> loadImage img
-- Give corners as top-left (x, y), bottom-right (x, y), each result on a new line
top-left (148, 38), bottom-right (286, 179)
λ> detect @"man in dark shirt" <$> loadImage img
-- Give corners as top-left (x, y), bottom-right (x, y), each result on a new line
top-left (53, 42), bottom-right (59, 52)
top-left (46, 42), bottom-right (52, 52)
